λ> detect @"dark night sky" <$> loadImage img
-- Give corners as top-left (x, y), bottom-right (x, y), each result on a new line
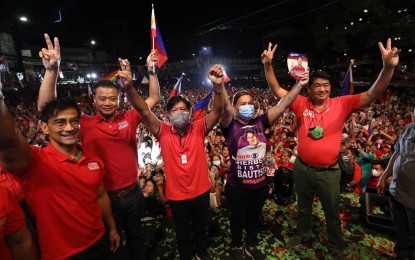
top-left (1, 0), bottom-right (318, 61)
top-left (1, 0), bottom-right (413, 66)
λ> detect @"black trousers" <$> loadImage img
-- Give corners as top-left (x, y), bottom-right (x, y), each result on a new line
top-left (225, 184), bottom-right (268, 248)
top-left (391, 197), bottom-right (415, 260)
top-left (169, 190), bottom-right (210, 260)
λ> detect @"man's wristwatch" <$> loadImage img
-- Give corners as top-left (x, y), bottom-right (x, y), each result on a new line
top-left (214, 89), bottom-right (222, 94)
top-left (147, 67), bottom-right (158, 75)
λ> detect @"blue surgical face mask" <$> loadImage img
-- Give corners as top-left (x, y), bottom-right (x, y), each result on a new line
top-left (238, 105), bottom-right (255, 120)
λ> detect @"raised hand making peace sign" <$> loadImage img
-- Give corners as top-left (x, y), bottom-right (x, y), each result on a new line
top-left (378, 38), bottom-right (400, 69)
top-left (39, 33), bottom-right (60, 71)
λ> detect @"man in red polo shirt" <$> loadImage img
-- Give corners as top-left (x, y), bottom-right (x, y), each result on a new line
top-left (0, 187), bottom-right (37, 260)
top-left (263, 39), bottom-right (400, 258)
top-left (0, 168), bottom-right (36, 235)
top-left (37, 34), bottom-right (161, 259)
top-left (116, 61), bottom-right (225, 259)
top-left (0, 94), bottom-right (120, 259)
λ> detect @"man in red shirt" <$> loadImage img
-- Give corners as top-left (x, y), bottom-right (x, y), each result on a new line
top-left (117, 61), bottom-right (225, 259)
top-left (0, 94), bottom-right (120, 259)
top-left (37, 34), bottom-right (161, 259)
top-left (263, 38), bottom-right (400, 258)
top-left (290, 57), bottom-right (306, 80)
top-left (0, 187), bottom-right (37, 260)
top-left (0, 168), bottom-right (36, 235)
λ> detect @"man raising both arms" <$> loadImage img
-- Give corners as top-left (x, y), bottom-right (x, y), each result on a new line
top-left (262, 39), bottom-right (399, 259)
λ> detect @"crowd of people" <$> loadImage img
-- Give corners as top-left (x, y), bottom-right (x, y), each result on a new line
top-left (0, 33), bottom-right (414, 260)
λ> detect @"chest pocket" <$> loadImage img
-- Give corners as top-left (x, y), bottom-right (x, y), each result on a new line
top-left (400, 132), bottom-right (415, 158)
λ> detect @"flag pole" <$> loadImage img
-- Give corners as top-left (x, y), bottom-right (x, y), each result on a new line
top-left (151, 3), bottom-right (156, 73)
top-left (152, 37), bottom-right (155, 73)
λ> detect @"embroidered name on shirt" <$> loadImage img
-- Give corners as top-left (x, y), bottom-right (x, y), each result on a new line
top-left (303, 109), bottom-right (315, 118)
top-left (118, 120), bottom-right (129, 130)
top-left (88, 162), bottom-right (101, 171)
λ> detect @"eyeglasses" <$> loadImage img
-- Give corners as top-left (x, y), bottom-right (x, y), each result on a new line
top-left (49, 118), bottom-right (80, 129)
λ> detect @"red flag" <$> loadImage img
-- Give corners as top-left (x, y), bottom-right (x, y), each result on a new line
top-left (151, 4), bottom-right (168, 68)
top-left (169, 74), bottom-right (184, 98)
top-left (223, 69), bottom-right (231, 83)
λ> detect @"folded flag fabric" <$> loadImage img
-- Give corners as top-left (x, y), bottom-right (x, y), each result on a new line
top-left (339, 65), bottom-right (354, 96)
top-left (194, 88), bottom-right (213, 121)
top-left (100, 70), bottom-right (118, 84)
top-left (151, 4), bottom-right (168, 68)
top-left (169, 74), bottom-right (184, 98)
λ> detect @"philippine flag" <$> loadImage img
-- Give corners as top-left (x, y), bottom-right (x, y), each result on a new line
top-left (193, 88), bottom-right (214, 120)
top-left (169, 74), bottom-right (184, 98)
top-left (151, 4), bottom-right (168, 68)
top-left (339, 65), bottom-right (354, 96)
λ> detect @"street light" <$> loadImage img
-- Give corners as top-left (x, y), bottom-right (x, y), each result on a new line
top-left (83, 40), bottom-right (97, 78)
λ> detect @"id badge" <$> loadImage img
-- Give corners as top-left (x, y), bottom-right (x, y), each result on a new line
top-left (181, 154), bottom-right (187, 165)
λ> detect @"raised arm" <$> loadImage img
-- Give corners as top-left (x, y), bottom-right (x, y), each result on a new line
top-left (145, 49), bottom-right (161, 110)
top-left (37, 33), bottom-right (60, 111)
top-left (267, 70), bottom-right (308, 125)
top-left (117, 59), bottom-right (160, 136)
top-left (262, 42), bottom-right (288, 99)
top-left (205, 64), bottom-right (225, 132)
top-left (219, 76), bottom-right (234, 128)
top-left (0, 91), bottom-right (31, 173)
top-left (360, 38), bottom-right (400, 107)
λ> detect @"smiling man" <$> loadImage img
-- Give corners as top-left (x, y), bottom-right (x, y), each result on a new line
top-left (262, 39), bottom-right (400, 259)
top-left (37, 34), bottom-right (161, 259)
top-left (0, 96), bottom-right (120, 259)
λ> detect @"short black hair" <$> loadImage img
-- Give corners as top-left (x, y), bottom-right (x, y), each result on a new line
top-left (310, 70), bottom-right (331, 85)
top-left (166, 95), bottom-right (191, 112)
top-left (232, 91), bottom-right (251, 105)
top-left (372, 160), bottom-right (386, 169)
top-left (244, 129), bottom-right (257, 138)
top-left (40, 98), bottom-right (81, 123)
top-left (93, 80), bottom-right (120, 94)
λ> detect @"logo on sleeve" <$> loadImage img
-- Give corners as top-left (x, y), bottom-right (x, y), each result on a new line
top-left (88, 162), bottom-right (101, 171)
top-left (118, 120), bottom-right (129, 130)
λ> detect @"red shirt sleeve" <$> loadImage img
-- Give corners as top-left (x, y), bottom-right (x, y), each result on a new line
top-left (1, 187), bottom-right (25, 236)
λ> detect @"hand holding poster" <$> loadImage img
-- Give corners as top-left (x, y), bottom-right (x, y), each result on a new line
top-left (287, 53), bottom-right (308, 80)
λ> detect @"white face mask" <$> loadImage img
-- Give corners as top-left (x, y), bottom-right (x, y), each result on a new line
top-left (371, 169), bottom-right (382, 177)
top-left (212, 160), bottom-right (221, 166)
top-left (289, 156), bottom-right (296, 164)
top-left (170, 111), bottom-right (190, 128)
